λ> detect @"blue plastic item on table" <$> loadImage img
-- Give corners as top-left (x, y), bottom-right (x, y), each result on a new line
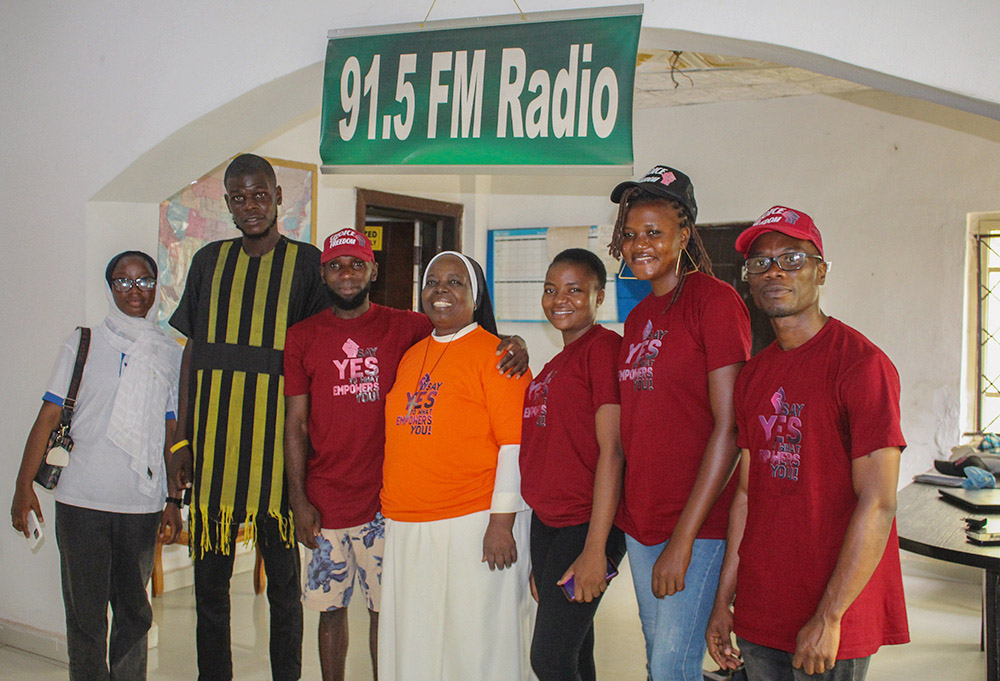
top-left (963, 466), bottom-right (997, 489)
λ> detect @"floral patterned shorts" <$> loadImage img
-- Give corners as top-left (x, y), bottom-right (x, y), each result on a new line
top-left (302, 512), bottom-right (384, 612)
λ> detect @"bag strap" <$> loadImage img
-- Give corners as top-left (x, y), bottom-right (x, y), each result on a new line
top-left (60, 327), bottom-right (91, 425)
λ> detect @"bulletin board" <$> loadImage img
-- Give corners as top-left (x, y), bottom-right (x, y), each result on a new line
top-left (486, 225), bottom-right (651, 323)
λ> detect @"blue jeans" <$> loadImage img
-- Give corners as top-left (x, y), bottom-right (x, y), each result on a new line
top-left (738, 637), bottom-right (871, 681)
top-left (626, 534), bottom-right (724, 681)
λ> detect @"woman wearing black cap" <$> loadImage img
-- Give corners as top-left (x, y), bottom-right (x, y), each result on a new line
top-left (609, 167), bottom-right (751, 681)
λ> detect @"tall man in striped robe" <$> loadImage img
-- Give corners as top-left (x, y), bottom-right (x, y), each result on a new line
top-left (170, 154), bottom-right (327, 681)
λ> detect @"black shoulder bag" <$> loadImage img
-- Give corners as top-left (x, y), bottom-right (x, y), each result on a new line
top-left (35, 327), bottom-right (91, 490)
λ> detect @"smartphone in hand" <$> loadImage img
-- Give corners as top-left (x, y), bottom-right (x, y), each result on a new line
top-left (26, 510), bottom-right (43, 550)
top-left (560, 558), bottom-right (618, 601)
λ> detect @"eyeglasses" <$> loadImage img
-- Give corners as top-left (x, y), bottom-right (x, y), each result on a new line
top-left (112, 277), bottom-right (156, 292)
top-left (743, 252), bottom-right (824, 276)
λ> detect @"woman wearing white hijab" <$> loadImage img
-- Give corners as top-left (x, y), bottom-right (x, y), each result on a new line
top-left (11, 250), bottom-right (184, 681)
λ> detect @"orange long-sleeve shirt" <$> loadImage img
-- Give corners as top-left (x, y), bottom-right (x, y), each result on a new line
top-left (382, 326), bottom-right (532, 522)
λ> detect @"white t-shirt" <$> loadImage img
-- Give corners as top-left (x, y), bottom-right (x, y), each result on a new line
top-left (43, 326), bottom-right (178, 514)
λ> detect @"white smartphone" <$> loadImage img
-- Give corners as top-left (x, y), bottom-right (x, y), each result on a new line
top-left (26, 510), bottom-right (43, 550)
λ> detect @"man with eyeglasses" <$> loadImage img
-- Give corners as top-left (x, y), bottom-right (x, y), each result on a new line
top-left (705, 206), bottom-right (908, 680)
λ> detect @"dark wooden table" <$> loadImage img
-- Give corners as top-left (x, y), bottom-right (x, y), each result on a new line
top-left (897, 482), bottom-right (1000, 680)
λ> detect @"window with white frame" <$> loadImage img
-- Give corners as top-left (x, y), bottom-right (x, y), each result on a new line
top-left (974, 215), bottom-right (1000, 432)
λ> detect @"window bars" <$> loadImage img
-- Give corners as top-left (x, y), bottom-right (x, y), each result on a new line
top-left (977, 232), bottom-right (1000, 432)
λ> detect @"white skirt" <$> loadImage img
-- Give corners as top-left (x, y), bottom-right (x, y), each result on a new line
top-left (378, 509), bottom-right (535, 681)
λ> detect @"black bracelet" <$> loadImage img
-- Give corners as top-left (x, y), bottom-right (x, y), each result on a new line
top-left (165, 496), bottom-right (184, 508)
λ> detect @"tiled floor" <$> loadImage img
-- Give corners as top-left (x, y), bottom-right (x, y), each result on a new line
top-left (0, 553), bottom-right (987, 680)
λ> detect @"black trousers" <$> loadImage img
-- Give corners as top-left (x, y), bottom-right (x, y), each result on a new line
top-left (193, 514), bottom-right (302, 681)
top-left (529, 513), bottom-right (627, 681)
top-left (55, 502), bottom-right (160, 681)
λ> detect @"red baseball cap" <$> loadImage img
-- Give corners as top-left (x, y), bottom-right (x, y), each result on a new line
top-left (735, 206), bottom-right (824, 257)
top-left (322, 228), bottom-right (374, 263)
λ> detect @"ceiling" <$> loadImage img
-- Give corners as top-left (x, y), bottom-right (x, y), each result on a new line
top-left (634, 50), bottom-right (870, 109)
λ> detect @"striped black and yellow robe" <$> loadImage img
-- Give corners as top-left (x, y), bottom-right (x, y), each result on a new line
top-left (171, 235), bottom-right (327, 556)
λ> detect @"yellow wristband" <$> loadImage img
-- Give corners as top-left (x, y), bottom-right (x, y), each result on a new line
top-left (169, 439), bottom-right (190, 454)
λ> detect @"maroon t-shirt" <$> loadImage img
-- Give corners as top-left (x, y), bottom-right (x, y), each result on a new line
top-left (284, 304), bottom-right (432, 529)
top-left (520, 325), bottom-right (621, 527)
top-left (617, 272), bottom-right (751, 544)
top-left (733, 318), bottom-right (909, 658)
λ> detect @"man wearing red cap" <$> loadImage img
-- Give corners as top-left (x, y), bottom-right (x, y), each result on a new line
top-left (283, 229), bottom-right (527, 681)
top-left (705, 207), bottom-right (909, 679)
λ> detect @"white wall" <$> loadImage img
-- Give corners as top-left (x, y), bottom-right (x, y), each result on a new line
top-left (4, 0), bottom-right (1000, 650)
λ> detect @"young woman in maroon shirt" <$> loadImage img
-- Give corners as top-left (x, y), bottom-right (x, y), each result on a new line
top-left (609, 166), bottom-right (750, 681)
top-left (520, 248), bottom-right (626, 681)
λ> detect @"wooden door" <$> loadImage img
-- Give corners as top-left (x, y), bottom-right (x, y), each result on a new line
top-left (356, 189), bottom-right (463, 311)
top-left (699, 222), bottom-right (777, 356)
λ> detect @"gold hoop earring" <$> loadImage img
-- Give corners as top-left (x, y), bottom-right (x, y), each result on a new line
top-left (618, 260), bottom-right (637, 280)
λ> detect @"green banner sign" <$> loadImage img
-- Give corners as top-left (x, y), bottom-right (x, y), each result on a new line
top-left (320, 6), bottom-right (642, 173)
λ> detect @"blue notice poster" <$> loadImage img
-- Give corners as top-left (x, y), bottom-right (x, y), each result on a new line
top-left (615, 264), bottom-right (651, 321)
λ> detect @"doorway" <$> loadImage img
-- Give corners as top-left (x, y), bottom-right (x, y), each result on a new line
top-left (699, 222), bottom-right (777, 356)
top-left (355, 189), bottom-right (463, 311)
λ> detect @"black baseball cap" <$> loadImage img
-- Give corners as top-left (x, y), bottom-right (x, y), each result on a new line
top-left (610, 165), bottom-right (698, 223)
